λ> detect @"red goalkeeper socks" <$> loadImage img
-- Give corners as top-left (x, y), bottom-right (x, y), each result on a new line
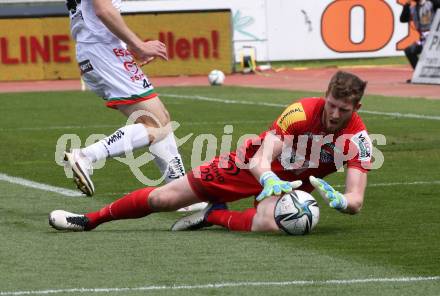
top-left (85, 187), bottom-right (156, 230)
top-left (206, 208), bottom-right (256, 232)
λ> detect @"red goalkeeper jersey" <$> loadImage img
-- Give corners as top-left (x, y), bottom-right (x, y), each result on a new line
top-left (236, 97), bottom-right (372, 191)
top-left (189, 97), bottom-right (372, 203)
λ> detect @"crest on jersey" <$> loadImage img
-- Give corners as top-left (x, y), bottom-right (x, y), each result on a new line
top-left (124, 61), bottom-right (139, 75)
top-left (277, 103), bottom-right (306, 132)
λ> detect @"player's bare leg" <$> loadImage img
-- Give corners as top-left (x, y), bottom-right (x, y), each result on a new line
top-left (249, 196), bottom-right (280, 232)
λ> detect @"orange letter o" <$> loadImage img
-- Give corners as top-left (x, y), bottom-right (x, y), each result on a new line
top-left (322, 0), bottom-right (394, 52)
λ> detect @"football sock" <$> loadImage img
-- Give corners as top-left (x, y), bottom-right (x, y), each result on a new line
top-left (81, 123), bottom-right (150, 162)
top-left (85, 187), bottom-right (156, 230)
top-left (206, 208), bottom-right (257, 232)
top-left (148, 132), bottom-right (185, 183)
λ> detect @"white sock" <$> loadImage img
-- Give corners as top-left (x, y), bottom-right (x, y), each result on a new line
top-left (148, 132), bottom-right (185, 183)
top-left (81, 123), bottom-right (149, 162)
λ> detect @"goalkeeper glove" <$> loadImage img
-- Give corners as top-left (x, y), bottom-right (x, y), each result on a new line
top-left (309, 176), bottom-right (347, 211)
top-left (256, 171), bottom-right (302, 202)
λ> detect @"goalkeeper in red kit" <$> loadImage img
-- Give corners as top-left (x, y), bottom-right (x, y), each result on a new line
top-left (49, 71), bottom-right (372, 234)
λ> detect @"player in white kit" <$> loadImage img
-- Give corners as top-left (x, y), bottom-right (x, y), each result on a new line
top-left (64, 0), bottom-right (206, 211)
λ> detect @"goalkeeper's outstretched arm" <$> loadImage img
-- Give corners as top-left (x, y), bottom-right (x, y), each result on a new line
top-left (310, 168), bottom-right (367, 215)
top-left (343, 168), bottom-right (367, 214)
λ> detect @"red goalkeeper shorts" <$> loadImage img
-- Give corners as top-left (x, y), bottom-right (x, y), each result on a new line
top-left (187, 153), bottom-right (262, 204)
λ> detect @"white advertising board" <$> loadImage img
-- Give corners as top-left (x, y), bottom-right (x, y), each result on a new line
top-left (412, 10), bottom-right (440, 84)
top-left (123, 0), bottom-right (417, 62)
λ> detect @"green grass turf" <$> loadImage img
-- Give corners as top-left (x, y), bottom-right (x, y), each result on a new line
top-left (0, 86), bottom-right (439, 295)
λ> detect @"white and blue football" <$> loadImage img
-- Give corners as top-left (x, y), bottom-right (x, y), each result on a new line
top-left (274, 190), bottom-right (320, 235)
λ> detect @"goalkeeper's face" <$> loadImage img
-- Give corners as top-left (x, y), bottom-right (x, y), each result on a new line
top-left (322, 94), bottom-right (361, 133)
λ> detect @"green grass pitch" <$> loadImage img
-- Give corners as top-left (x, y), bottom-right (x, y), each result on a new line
top-left (0, 86), bottom-right (439, 295)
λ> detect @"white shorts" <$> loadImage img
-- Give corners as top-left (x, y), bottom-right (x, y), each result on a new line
top-left (76, 41), bottom-right (157, 109)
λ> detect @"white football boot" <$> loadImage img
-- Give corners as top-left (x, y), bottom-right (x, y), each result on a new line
top-left (177, 202), bottom-right (209, 212)
top-left (49, 210), bottom-right (90, 231)
top-left (171, 203), bottom-right (227, 231)
top-left (64, 149), bottom-right (95, 196)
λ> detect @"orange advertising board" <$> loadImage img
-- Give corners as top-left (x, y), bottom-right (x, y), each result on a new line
top-left (0, 10), bottom-right (233, 81)
top-left (321, 0), bottom-right (419, 53)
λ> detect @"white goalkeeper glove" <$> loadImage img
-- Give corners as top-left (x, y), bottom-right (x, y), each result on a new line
top-left (309, 176), bottom-right (347, 211)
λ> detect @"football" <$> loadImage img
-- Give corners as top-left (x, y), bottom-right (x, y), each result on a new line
top-left (274, 190), bottom-right (320, 235)
top-left (208, 69), bottom-right (225, 86)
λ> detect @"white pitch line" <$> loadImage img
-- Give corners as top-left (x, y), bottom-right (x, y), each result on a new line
top-left (334, 180), bottom-right (440, 189)
top-left (163, 93), bottom-right (287, 107)
top-left (187, 120), bottom-right (270, 125)
top-left (3, 95), bottom-right (439, 132)
top-left (0, 121), bottom-right (270, 132)
top-left (163, 93), bottom-right (440, 121)
top-left (0, 124), bottom-right (118, 131)
top-left (0, 173), bottom-right (83, 197)
top-left (367, 180), bottom-right (440, 187)
top-left (1, 276), bottom-right (438, 295)
top-left (358, 110), bottom-right (440, 121)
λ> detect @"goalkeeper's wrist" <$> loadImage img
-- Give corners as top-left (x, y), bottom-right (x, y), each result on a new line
top-left (259, 171), bottom-right (278, 185)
